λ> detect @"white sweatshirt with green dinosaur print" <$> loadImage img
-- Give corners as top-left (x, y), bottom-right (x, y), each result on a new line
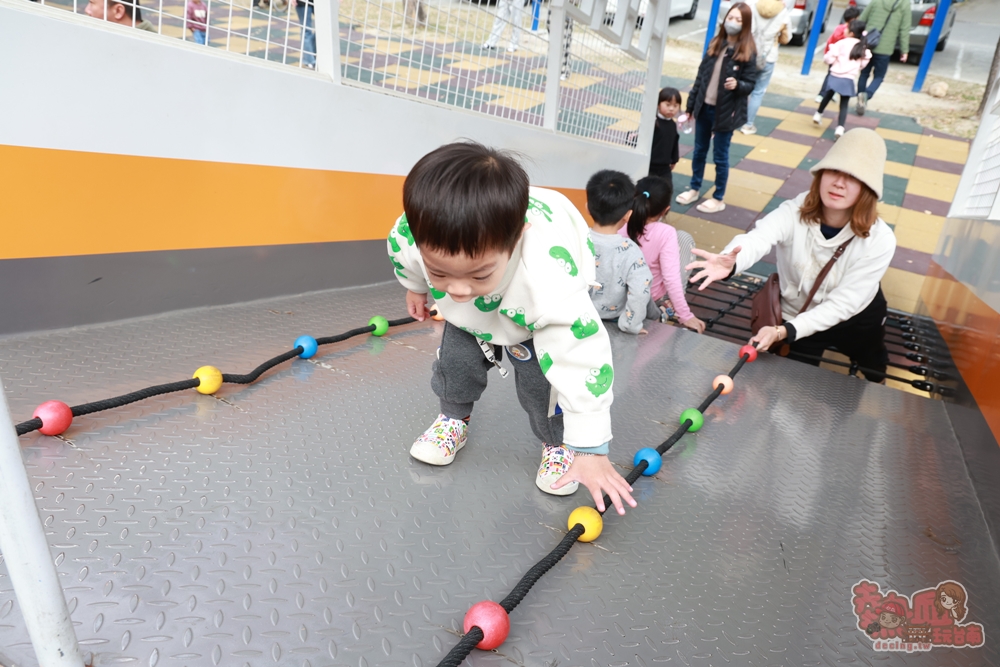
top-left (387, 187), bottom-right (615, 451)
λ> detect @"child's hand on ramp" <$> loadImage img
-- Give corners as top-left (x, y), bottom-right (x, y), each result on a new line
top-left (551, 453), bottom-right (637, 515)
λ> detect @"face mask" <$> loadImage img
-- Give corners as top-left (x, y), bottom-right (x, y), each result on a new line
top-left (723, 19), bottom-right (741, 35)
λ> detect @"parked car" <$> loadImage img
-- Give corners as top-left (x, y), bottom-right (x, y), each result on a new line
top-left (605, 0), bottom-right (700, 25)
top-left (718, 0), bottom-right (834, 46)
top-left (850, 0), bottom-right (957, 53)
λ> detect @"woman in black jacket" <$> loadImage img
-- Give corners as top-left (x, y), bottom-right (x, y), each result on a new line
top-left (675, 2), bottom-right (757, 214)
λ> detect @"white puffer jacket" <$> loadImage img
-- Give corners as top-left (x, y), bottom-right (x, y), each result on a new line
top-left (722, 192), bottom-right (896, 340)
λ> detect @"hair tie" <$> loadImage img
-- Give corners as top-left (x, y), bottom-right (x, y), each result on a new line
top-left (642, 191), bottom-right (650, 198)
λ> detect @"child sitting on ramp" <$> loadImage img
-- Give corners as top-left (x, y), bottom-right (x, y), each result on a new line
top-left (387, 142), bottom-right (636, 515)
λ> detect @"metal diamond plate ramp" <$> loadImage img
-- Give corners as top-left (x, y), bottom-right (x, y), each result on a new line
top-left (0, 282), bottom-right (998, 666)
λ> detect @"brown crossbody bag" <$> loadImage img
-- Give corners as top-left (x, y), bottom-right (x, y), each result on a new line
top-left (750, 237), bottom-right (854, 355)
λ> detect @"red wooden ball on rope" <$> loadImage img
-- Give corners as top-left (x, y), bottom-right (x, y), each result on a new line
top-left (33, 400), bottom-right (73, 436)
top-left (463, 600), bottom-right (510, 650)
top-left (739, 344), bottom-right (758, 363)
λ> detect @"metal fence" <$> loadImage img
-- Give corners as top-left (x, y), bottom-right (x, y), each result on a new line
top-left (28, 0), bottom-right (317, 68)
top-left (24, 0), bottom-right (655, 146)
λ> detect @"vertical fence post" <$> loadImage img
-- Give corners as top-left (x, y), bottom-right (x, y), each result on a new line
top-left (702, 0), bottom-right (722, 57)
top-left (544, 6), bottom-right (568, 130)
top-left (912, 0), bottom-right (951, 92)
top-left (532, 0), bottom-right (541, 31)
top-left (315, 0), bottom-right (342, 84)
top-left (799, 0), bottom-right (829, 75)
top-left (0, 379), bottom-right (85, 667)
top-left (637, 31), bottom-right (667, 161)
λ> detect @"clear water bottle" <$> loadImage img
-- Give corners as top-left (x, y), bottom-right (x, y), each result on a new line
top-left (677, 113), bottom-right (694, 135)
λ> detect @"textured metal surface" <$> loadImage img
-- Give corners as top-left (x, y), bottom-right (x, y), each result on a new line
top-left (1, 282), bottom-right (999, 666)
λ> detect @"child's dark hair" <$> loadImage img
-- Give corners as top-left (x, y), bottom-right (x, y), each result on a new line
top-left (657, 87), bottom-right (682, 106)
top-left (587, 170), bottom-right (636, 227)
top-left (629, 175), bottom-right (673, 243)
top-left (848, 20), bottom-right (867, 60)
top-left (842, 6), bottom-right (861, 22)
top-left (403, 141), bottom-right (530, 256)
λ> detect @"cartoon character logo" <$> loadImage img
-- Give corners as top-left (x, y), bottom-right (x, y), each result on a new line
top-left (585, 364), bottom-right (613, 397)
top-left (460, 326), bottom-right (492, 342)
top-left (852, 579), bottom-right (984, 653)
top-left (505, 344), bottom-right (532, 362)
top-left (388, 215), bottom-right (415, 253)
top-left (571, 315), bottom-right (599, 339)
top-left (390, 256), bottom-right (407, 279)
top-left (527, 196), bottom-right (553, 222)
top-left (501, 307), bottom-right (535, 330)
top-left (425, 280), bottom-right (447, 300)
top-left (538, 350), bottom-right (553, 374)
top-left (549, 246), bottom-right (578, 277)
top-left (474, 294), bottom-right (503, 312)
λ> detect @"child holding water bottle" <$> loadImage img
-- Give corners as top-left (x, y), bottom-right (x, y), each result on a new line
top-left (648, 88), bottom-right (684, 182)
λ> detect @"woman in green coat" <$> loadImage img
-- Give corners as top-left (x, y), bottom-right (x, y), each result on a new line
top-left (856, 0), bottom-right (913, 115)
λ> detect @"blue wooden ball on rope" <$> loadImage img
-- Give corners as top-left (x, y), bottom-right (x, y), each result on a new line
top-left (294, 335), bottom-right (318, 359)
top-left (633, 447), bottom-right (662, 475)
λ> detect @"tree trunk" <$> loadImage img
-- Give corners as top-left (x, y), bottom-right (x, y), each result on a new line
top-left (977, 33), bottom-right (1000, 118)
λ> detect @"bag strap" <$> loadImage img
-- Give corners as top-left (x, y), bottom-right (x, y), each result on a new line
top-left (880, 0), bottom-right (901, 32)
top-left (799, 237), bottom-right (854, 313)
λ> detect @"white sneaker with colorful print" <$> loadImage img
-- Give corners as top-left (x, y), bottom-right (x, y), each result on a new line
top-left (410, 414), bottom-right (468, 465)
top-left (535, 444), bottom-right (579, 496)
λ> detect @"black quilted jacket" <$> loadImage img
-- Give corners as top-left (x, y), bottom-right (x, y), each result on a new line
top-left (686, 44), bottom-right (758, 133)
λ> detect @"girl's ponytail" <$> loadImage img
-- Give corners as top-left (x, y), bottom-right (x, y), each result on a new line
top-left (849, 20), bottom-right (868, 60)
top-left (627, 190), bottom-right (652, 246)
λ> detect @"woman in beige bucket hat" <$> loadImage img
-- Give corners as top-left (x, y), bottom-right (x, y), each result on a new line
top-left (684, 128), bottom-right (897, 381)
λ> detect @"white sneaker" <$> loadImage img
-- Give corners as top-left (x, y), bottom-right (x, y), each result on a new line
top-left (506, 45), bottom-right (518, 52)
top-left (814, 94), bottom-right (824, 103)
top-left (696, 198), bottom-right (726, 213)
top-left (740, 124), bottom-right (757, 135)
top-left (409, 414), bottom-right (468, 465)
top-left (675, 188), bottom-right (699, 205)
top-left (812, 112), bottom-right (822, 125)
top-left (481, 42), bottom-right (496, 50)
top-left (536, 444), bottom-right (579, 496)
top-left (834, 125), bottom-right (845, 139)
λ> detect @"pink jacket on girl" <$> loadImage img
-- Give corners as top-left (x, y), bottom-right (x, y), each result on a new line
top-left (823, 37), bottom-right (871, 82)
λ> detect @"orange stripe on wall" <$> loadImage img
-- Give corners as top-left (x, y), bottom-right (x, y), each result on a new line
top-left (921, 260), bottom-right (1000, 444)
top-left (0, 145), bottom-right (590, 260)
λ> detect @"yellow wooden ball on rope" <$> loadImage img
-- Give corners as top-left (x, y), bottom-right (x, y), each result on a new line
top-left (193, 366), bottom-right (224, 395)
top-left (567, 506), bottom-right (603, 542)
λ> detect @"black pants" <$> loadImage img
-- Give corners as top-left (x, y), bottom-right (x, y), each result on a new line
top-left (818, 89), bottom-right (850, 128)
top-left (788, 288), bottom-right (888, 382)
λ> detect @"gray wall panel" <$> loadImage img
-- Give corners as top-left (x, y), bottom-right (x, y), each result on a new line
top-left (0, 241), bottom-right (393, 335)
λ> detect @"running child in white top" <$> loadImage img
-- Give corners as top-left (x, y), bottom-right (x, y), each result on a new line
top-left (388, 142), bottom-right (636, 515)
top-left (585, 170), bottom-right (653, 335)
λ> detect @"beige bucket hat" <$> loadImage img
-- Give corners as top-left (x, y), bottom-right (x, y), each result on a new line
top-left (809, 127), bottom-right (887, 199)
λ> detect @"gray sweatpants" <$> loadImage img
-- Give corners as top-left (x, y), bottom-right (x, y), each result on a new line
top-left (432, 322), bottom-right (563, 445)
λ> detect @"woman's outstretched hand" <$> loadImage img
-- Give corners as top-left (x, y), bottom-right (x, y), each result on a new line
top-left (685, 246), bottom-right (741, 291)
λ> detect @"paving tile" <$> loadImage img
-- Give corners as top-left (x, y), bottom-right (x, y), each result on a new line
top-left (881, 174), bottom-right (909, 207)
top-left (883, 160), bottom-right (913, 180)
top-left (724, 184), bottom-right (773, 212)
top-left (913, 155), bottom-right (965, 175)
top-left (890, 246), bottom-right (933, 273)
top-left (875, 126), bottom-right (922, 145)
top-left (669, 212), bottom-right (740, 252)
top-left (902, 193), bottom-right (952, 217)
top-left (884, 138), bottom-right (918, 166)
top-left (734, 158), bottom-right (795, 181)
top-left (727, 169), bottom-right (786, 196)
top-left (759, 91), bottom-right (803, 110)
top-left (775, 168), bottom-right (816, 200)
top-left (875, 113), bottom-right (924, 134)
top-left (917, 135), bottom-right (970, 165)
top-left (905, 166), bottom-right (960, 202)
top-left (754, 106), bottom-right (793, 121)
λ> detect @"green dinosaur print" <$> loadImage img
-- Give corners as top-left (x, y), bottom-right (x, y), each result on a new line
top-left (501, 307), bottom-right (534, 330)
top-left (460, 326), bottom-right (493, 342)
top-left (388, 234), bottom-right (401, 253)
top-left (427, 282), bottom-right (447, 300)
top-left (474, 294), bottom-right (503, 312)
top-left (397, 215), bottom-right (415, 246)
top-left (549, 246), bottom-right (578, 276)
top-left (570, 315), bottom-right (599, 339)
top-left (527, 196), bottom-right (553, 222)
top-left (539, 350), bottom-right (553, 375)
top-left (585, 364), bottom-right (614, 397)
top-left (587, 237), bottom-right (595, 256)
top-left (390, 256), bottom-right (407, 279)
